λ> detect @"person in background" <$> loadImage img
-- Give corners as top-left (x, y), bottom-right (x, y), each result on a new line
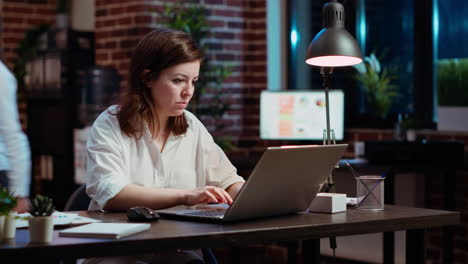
top-left (86, 28), bottom-right (244, 263)
top-left (0, 59), bottom-right (31, 213)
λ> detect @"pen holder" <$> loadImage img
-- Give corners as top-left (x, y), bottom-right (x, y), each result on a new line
top-left (356, 176), bottom-right (384, 210)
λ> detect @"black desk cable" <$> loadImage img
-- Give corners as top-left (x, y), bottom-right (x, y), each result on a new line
top-left (322, 171), bottom-right (337, 257)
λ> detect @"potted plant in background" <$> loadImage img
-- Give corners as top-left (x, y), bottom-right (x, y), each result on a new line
top-left (28, 195), bottom-right (55, 243)
top-left (352, 52), bottom-right (400, 125)
top-left (0, 187), bottom-right (19, 241)
top-left (437, 58), bottom-right (468, 131)
top-left (13, 24), bottom-right (50, 93)
top-left (401, 116), bottom-right (425, 141)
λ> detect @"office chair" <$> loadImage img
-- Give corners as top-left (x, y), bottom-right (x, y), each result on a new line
top-left (64, 184), bottom-right (90, 211)
top-left (64, 184), bottom-right (218, 264)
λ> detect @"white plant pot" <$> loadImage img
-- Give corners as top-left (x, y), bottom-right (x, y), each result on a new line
top-left (0, 215), bottom-right (5, 241)
top-left (438, 106), bottom-right (468, 132)
top-left (29, 216), bottom-right (54, 243)
top-left (3, 212), bottom-right (17, 240)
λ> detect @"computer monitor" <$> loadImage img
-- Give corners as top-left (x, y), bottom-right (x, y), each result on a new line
top-left (260, 90), bottom-right (344, 140)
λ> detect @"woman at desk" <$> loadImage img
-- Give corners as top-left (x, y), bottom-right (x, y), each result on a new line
top-left (86, 28), bottom-right (245, 263)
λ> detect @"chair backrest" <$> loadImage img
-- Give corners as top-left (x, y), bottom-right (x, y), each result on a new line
top-left (64, 184), bottom-right (91, 211)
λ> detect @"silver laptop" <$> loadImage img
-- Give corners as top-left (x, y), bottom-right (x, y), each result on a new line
top-left (156, 144), bottom-right (348, 222)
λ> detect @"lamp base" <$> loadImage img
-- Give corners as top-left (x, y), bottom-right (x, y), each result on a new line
top-left (309, 193), bottom-right (347, 213)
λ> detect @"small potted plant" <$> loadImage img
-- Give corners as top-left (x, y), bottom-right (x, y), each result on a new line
top-left (0, 187), bottom-right (19, 241)
top-left (401, 117), bottom-right (425, 141)
top-left (28, 195), bottom-right (55, 243)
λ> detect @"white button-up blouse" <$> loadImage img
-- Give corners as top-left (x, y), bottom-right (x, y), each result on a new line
top-left (86, 106), bottom-right (244, 210)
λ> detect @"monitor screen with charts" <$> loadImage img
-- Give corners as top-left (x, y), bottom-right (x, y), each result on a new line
top-left (260, 90), bottom-right (344, 140)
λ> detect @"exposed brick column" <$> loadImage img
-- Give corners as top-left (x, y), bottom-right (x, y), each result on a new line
top-left (95, 0), bottom-right (154, 90)
top-left (199, 0), bottom-right (250, 140)
top-left (1, 0), bottom-right (56, 69)
top-left (237, 0), bottom-right (266, 150)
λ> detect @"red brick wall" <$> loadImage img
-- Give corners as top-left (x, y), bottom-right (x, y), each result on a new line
top-left (94, 0), bottom-right (151, 85)
top-left (1, 0), bottom-right (56, 69)
top-left (1, 0), bottom-right (57, 130)
top-left (94, 0), bottom-right (266, 153)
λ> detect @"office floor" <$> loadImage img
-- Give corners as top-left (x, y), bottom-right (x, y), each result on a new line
top-left (321, 257), bottom-right (373, 264)
top-left (213, 244), bottom-right (374, 264)
top-left (213, 245), bottom-right (287, 264)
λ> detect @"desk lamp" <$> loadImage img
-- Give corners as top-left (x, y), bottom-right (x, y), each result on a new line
top-left (306, 0), bottom-right (362, 193)
top-left (306, 0), bottom-right (362, 256)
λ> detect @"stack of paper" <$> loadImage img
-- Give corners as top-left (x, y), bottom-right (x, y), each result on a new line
top-left (16, 211), bottom-right (101, 228)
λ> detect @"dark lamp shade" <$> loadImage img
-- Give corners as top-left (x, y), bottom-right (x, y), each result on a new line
top-left (306, 28), bottom-right (363, 67)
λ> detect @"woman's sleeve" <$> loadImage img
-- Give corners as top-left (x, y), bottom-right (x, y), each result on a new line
top-left (199, 124), bottom-right (245, 190)
top-left (86, 114), bottom-right (129, 210)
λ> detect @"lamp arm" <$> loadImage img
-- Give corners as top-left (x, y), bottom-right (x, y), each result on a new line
top-left (320, 67), bottom-right (334, 145)
top-left (320, 67), bottom-right (337, 188)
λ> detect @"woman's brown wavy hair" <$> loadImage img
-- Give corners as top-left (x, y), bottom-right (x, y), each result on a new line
top-left (116, 28), bottom-right (204, 139)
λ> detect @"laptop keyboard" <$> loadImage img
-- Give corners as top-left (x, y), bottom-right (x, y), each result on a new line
top-left (184, 210), bottom-right (226, 218)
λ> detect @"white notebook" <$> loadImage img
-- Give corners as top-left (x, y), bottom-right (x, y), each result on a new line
top-left (59, 223), bottom-right (150, 239)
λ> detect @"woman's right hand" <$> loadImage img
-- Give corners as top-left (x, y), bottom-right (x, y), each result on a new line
top-left (183, 186), bottom-right (233, 206)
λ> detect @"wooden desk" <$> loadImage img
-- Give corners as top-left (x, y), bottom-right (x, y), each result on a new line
top-left (0, 205), bottom-right (459, 263)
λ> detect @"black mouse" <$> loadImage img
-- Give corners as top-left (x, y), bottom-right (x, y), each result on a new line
top-left (127, 207), bottom-right (160, 222)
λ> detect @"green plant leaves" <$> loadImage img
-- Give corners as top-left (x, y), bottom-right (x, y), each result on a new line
top-left (354, 53), bottom-right (400, 119)
top-left (437, 58), bottom-right (468, 106)
top-left (29, 195), bottom-right (55, 217)
top-left (0, 187), bottom-right (19, 216)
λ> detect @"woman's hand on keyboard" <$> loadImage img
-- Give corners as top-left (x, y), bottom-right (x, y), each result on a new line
top-left (183, 186), bottom-right (233, 206)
